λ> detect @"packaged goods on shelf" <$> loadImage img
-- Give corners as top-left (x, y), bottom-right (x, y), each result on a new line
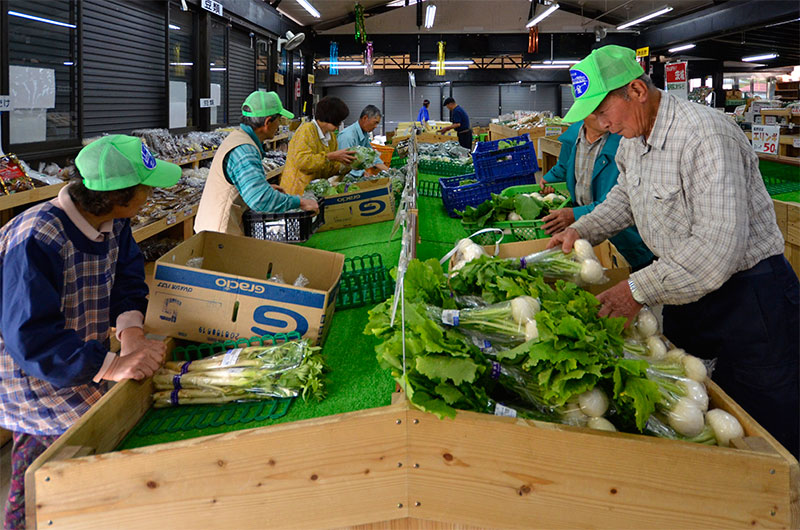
top-left (131, 128), bottom-right (230, 160)
top-left (495, 111), bottom-right (563, 131)
top-left (131, 178), bottom-right (203, 229)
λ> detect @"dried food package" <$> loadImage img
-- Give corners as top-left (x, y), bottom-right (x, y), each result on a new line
top-left (0, 154), bottom-right (35, 195)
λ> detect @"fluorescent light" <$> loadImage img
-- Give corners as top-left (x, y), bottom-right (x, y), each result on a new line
top-left (319, 61), bottom-right (362, 66)
top-left (526, 3), bottom-right (559, 28)
top-left (170, 62), bottom-right (194, 66)
top-left (8, 10), bottom-right (76, 28)
top-left (169, 24), bottom-right (181, 30)
top-left (742, 52), bottom-right (778, 62)
top-left (430, 66), bottom-right (469, 70)
top-left (617, 6), bottom-right (673, 30)
top-left (543, 59), bottom-right (579, 64)
top-left (668, 43), bottom-right (695, 53)
top-left (424, 4), bottom-right (436, 28)
top-left (210, 67), bottom-right (227, 71)
top-left (431, 60), bottom-right (473, 66)
top-left (295, 0), bottom-right (321, 18)
top-left (63, 61), bottom-right (74, 66)
top-left (387, 0), bottom-right (424, 6)
top-left (529, 64), bottom-right (571, 69)
top-left (326, 65), bottom-right (367, 70)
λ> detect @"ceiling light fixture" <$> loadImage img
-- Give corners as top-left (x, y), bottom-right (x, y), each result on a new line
top-left (526, 2), bottom-right (559, 29)
top-left (387, 0), bottom-right (424, 6)
top-left (168, 24), bottom-right (181, 30)
top-left (543, 59), bottom-right (579, 64)
top-left (319, 61), bottom-right (362, 65)
top-left (295, 0), bottom-right (321, 19)
top-left (429, 66), bottom-right (469, 70)
top-left (742, 52), bottom-right (778, 62)
top-left (617, 5), bottom-right (672, 30)
top-left (430, 60), bottom-right (473, 66)
top-left (424, 3), bottom-right (436, 29)
top-left (668, 43), bottom-right (695, 53)
top-left (529, 64), bottom-right (571, 69)
top-left (8, 10), bottom-right (76, 28)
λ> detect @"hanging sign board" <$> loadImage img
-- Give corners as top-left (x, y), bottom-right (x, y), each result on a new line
top-left (201, 0), bottom-right (223, 16)
top-left (307, 74), bottom-right (315, 85)
top-left (0, 96), bottom-right (13, 110)
top-left (295, 78), bottom-right (302, 99)
top-left (274, 72), bottom-right (285, 85)
top-left (636, 47), bottom-right (650, 58)
top-left (751, 124), bottom-right (780, 155)
top-left (545, 126), bottom-right (562, 137)
top-left (199, 98), bottom-right (216, 108)
top-left (665, 62), bottom-right (688, 100)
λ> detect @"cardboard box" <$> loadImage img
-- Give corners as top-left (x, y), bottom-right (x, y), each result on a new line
top-left (317, 177), bottom-right (396, 231)
top-left (144, 231), bottom-right (344, 345)
top-left (480, 237), bottom-right (630, 295)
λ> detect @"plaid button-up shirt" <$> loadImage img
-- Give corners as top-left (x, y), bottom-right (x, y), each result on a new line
top-left (572, 91), bottom-right (784, 306)
top-left (573, 126), bottom-right (609, 206)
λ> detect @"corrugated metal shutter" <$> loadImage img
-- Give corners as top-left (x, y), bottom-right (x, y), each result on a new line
top-left (561, 84), bottom-right (574, 117)
top-left (500, 85), bottom-right (534, 114)
top-left (323, 86), bottom-right (382, 127)
top-left (451, 86), bottom-right (499, 127)
top-left (82, 0), bottom-right (166, 135)
top-left (384, 85), bottom-right (441, 132)
top-left (532, 84), bottom-right (559, 115)
top-left (228, 30), bottom-right (255, 126)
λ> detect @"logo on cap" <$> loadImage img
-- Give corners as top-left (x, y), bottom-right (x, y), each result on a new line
top-left (141, 144), bottom-right (157, 170)
top-left (570, 69), bottom-right (590, 98)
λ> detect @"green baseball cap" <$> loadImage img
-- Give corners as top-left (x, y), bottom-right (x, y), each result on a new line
top-left (562, 45), bottom-right (645, 123)
top-left (75, 135), bottom-right (181, 191)
top-left (242, 90), bottom-right (295, 119)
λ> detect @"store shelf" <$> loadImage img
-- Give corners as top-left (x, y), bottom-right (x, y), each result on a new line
top-left (165, 149), bottom-right (217, 167)
top-left (265, 133), bottom-right (289, 144)
top-left (0, 182), bottom-right (67, 211)
top-left (265, 164), bottom-right (284, 181)
top-left (132, 203), bottom-right (197, 243)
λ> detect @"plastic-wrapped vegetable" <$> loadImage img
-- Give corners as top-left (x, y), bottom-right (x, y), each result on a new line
top-left (515, 239), bottom-right (607, 285)
top-left (350, 145), bottom-right (379, 170)
top-left (427, 295), bottom-right (540, 346)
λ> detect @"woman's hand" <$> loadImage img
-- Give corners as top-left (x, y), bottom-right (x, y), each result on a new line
top-left (327, 149), bottom-right (355, 164)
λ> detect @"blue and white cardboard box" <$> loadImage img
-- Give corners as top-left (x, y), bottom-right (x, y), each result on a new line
top-left (317, 177), bottom-right (396, 231)
top-left (144, 231), bottom-right (344, 345)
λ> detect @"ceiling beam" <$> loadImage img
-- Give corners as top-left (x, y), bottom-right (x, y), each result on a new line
top-left (313, 1), bottom-right (406, 32)
top-left (641, 0), bottom-right (800, 50)
top-left (554, 1), bottom-right (626, 26)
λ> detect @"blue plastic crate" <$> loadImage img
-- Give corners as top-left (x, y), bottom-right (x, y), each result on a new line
top-left (439, 172), bottom-right (536, 218)
top-left (472, 134), bottom-right (540, 181)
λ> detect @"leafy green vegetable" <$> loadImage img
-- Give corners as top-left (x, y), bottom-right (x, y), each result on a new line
top-left (458, 178), bottom-right (478, 186)
top-left (350, 145), bottom-right (378, 170)
top-left (457, 193), bottom-right (549, 227)
top-left (513, 195), bottom-right (544, 220)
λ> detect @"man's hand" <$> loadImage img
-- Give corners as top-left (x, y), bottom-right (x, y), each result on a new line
top-left (300, 198), bottom-right (319, 212)
top-left (103, 350), bottom-right (163, 382)
top-left (545, 227), bottom-right (580, 251)
top-left (596, 280), bottom-right (643, 327)
top-left (542, 208), bottom-right (575, 235)
top-left (539, 182), bottom-right (556, 195)
top-left (327, 149), bottom-right (355, 164)
top-left (271, 184), bottom-right (286, 193)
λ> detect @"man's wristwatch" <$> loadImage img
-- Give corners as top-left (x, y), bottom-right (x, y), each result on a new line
top-left (627, 278), bottom-right (645, 304)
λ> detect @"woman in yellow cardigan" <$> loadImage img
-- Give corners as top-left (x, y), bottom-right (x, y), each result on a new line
top-left (281, 96), bottom-right (356, 196)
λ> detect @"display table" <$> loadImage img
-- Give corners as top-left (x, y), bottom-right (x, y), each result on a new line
top-left (25, 172), bottom-right (799, 529)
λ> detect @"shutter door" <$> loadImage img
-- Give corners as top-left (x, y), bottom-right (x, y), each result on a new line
top-left (535, 84), bottom-right (559, 115)
top-left (500, 85), bottom-right (534, 114)
top-left (83, 0), bottom-right (166, 135)
top-left (451, 86), bottom-right (499, 127)
top-left (229, 30), bottom-right (255, 126)
top-left (323, 86), bottom-right (382, 127)
top-left (385, 85), bottom-right (441, 132)
top-left (561, 84), bottom-right (574, 117)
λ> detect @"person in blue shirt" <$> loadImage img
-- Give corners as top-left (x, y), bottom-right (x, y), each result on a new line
top-left (540, 114), bottom-right (654, 270)
top-left (417, 99), bottom-right (430, 123)
top-left (440, 97), bottom-right (472, 149)
top-left (336, 105), bottom-right (389, 178)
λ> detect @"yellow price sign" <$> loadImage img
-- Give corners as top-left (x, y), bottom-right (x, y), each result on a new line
top-left (307, 74), bottom-right (315, 84)
top-left (636, 46), bottom-right (650, 58)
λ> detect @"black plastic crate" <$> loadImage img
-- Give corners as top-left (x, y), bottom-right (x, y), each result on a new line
top-left (243, 201), bottom-right (324, 243)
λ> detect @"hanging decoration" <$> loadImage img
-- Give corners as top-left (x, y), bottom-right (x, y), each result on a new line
top-left (436, 41), bottom-right (446, 76)
top-left (528, 27), bottom-right (539, 54)
top-left (364, 41), bottom-right (374, 75)
top-left (330, 41), bottom-right (339, 75)
top-left (354, 3), bottom-right (367, 44)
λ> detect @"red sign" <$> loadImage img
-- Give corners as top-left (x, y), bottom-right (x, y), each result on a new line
top-left (665, 62), bottom-right (687, 83)
top-left (295, 79), bottom-right (302, 99)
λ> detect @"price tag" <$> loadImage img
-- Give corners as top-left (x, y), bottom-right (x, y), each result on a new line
top-left (752, 125), bottom-right (780, 155)
top-left (765, 115), bottom-right (777, 125)
top-left (636, 46), bottom-right (650, 58)
top-left (201, 0), bottom-right (223, 16)
top-left (165, 213), bottom-right (178, 226)
top-left (793, 137), bottom-right (800, 149)
top-left (220, 348), bottom-right (241, 367)
top-left (494, 403), bottom-right (517, 418)
top-left (441, 309), bottom-right (460, 326)
top-left (0, 96), bottom-right (12, 110)
top-left (545, 126), bottom-right (562, 137)
top-left (200, 98), bottom-right (216, 108)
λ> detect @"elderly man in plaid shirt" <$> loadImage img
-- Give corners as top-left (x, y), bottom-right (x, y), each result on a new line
top-left (549, 45), bottom-right (799, 457)
top-left (0, 135), bottom-right (175, 528)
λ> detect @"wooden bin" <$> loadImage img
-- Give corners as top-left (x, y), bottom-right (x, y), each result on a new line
top-left (774, 198), bottom-right (800, 276)
top-left (27, 356), bottom-right (799, 529)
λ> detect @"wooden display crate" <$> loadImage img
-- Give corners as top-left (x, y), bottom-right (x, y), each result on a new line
top-left (391, 132), bottom-right (455, 146)
top-left (774, 198), bottom-right (800, 276)
top-left (26, 350), bottom-right (798, 529)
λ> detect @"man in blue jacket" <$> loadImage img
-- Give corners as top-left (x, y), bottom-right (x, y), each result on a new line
top-left (540, 114), bottom-right (654, 270)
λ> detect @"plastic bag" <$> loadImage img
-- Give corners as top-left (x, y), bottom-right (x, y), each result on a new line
top-left (516, 239), bottom-right (607, 286)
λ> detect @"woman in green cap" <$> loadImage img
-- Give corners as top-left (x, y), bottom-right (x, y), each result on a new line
top-left (0, 135), bottom-right (178, 529)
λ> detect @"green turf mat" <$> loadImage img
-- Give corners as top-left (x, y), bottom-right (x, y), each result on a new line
top-left (773, 191), bottom-right (800, 204)
top-left (117, 304), bottom-right (395, 450)
top-left (760, 159), bottom-right (800, 196)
